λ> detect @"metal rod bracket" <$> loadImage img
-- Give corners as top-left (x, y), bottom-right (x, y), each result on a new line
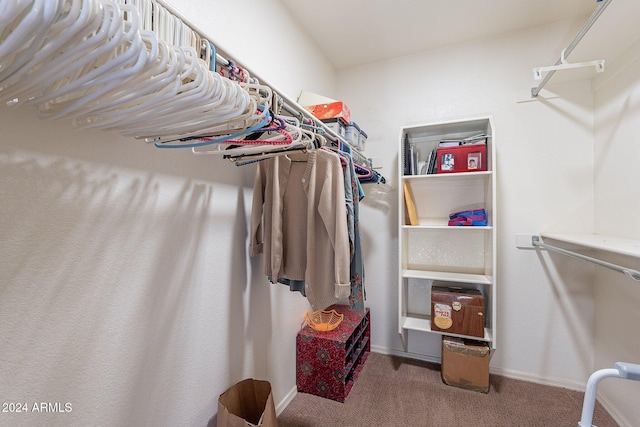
top-left (532, 236), bottom-right (640, 282)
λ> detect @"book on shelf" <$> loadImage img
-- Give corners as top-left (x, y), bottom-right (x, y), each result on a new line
top-left (427, 148), bottom-right (438, 174)
top-left (438, 134), bottom-right (488, 148)
top-left (415, 148), bottom-right (438, 175)
top-left (403, 136), bottom-right (422, 176)
top-left (438, 139), bottom-right (463, 147)
top-left (403, 181), bottom-right (419, 225)
top-left (463, 133), bottom-right (488, 144)
top-left (419, 161), bottom-right (428, 175)
top-left (405, 133), bottom-right (488, 176)
top-left (403, 134), bottom-right (411, 175)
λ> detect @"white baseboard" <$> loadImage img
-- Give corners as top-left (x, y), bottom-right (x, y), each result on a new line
top-left (370, 344), bottom-right (441, 364)
top-left (372, 344), bottom-right (587, 391)
top-left (275, 385), bottom-right (297, 416)
top-left (488, 365), bottom-right (586, 392)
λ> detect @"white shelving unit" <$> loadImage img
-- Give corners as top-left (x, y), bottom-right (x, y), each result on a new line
top-left (398, 117), bottom-right (497, 349)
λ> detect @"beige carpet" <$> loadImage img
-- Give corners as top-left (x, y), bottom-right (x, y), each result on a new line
top-left (278, 352), bottom-right (618, 427)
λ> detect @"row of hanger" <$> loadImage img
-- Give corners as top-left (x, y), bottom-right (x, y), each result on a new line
top-left (0, 0), bottom-right (260, 140)
top-left (0, 0), bottom-right (385, 183)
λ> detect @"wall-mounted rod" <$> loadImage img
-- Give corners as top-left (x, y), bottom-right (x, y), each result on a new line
top-left (532, 236), bottom-right (640, 281)
top-left (155, 0), bottom-right (373, 170)
top-left (531, 0), bottom-right (613, 97)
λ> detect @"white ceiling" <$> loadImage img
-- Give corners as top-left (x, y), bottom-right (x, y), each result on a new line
top-left (278, 0), bottom-right (602, 70)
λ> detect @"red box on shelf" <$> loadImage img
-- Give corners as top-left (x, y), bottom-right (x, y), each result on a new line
top-left (304, 101), bottom-right (351, 124)
top-left (437, 143), bottom-right (487, 174)
top-left (296, 305), bottom-right (370, 402)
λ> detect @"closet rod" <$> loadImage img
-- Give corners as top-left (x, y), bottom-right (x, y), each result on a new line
top-left (532, 236), bottom-right (640, 281)
top-left (531, 0), bottom-right (612, 97)
top-left (156, 0), bottom-right (373, 170)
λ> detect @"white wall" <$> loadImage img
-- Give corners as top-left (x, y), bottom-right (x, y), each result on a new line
top-left (336, 18), bottom-right (598, 387)
top-left (591, 36), bottom-right (640, 426)
top-left (173, 0), bottom-right (336, 100)
top-left (0, 1), bottom-right (334, 426)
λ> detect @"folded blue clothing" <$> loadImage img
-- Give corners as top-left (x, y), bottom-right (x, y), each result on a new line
top-left (448, 208), bottom-right (487, 226)
top-left (449, 208), bottom-right (486, 220)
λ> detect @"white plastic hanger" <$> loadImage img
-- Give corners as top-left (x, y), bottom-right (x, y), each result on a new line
top-left (75, 38), bottom-right (185, 128)
top-left (0, 0), bottom-right (287, 148)
top-left (3, 0), bottom-right (117, 104)
top-left (190, 115), bottom-right (310, 157)
top-left (6, 0), bottom-right (117, 105)
top-left (135, 90), bottom-right (257, 141)
top-left (219, 128), bottom-right (320, 165)
top-left (127, 75), bottom-right (266, 141)
top-left (140, 82), bottom-right (278, 142)
top-left (107, 47), bottom-right (223, 133)
top-left (37, 3), bottom-right (149, 121)
top-left (0, 0), bottom-right (32, 27)
top-left (0, 0), bottom-right (61, 90)
top-left (54, 31), bottom-right (161, 122)
top-left (71, 34), bottom-right (180, 129)
top-left (0, 0), bottom-right (49, 60)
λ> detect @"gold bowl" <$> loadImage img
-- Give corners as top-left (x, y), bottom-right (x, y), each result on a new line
top-left (304, 309), bottom-right (344, 332)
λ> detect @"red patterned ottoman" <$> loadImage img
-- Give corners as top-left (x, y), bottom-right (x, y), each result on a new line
top-left (296, 305), bottom-right (370, 402)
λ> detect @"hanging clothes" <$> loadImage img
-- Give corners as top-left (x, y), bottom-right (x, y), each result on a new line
top-left (250, 149), bottom-right (351, 310)
top-left (338, 150), bottom-right (366, 311)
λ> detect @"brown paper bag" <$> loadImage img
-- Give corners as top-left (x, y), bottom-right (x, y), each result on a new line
top-left (217, 378), bottom-right (279, 427)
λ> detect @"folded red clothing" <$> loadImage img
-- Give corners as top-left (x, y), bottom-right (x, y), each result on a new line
top-left (448, 214), bottom-right (487, 226)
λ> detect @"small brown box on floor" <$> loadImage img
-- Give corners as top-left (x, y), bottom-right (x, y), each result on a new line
top-left (442, 336), bottom-right (490, 393)
top-left (431, 286), bottom-right (485, 338)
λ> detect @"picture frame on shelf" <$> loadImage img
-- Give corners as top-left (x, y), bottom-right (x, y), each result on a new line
top-left (441, 153), bottom-right (455, 172)
top-left (467, 152), bottom-right (482, 170)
